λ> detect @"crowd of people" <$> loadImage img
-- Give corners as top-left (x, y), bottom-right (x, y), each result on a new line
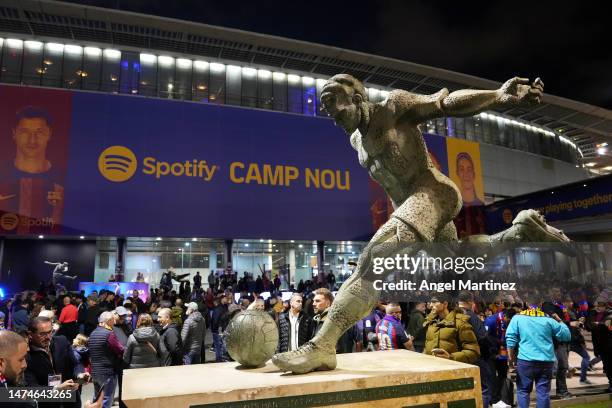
top-left (0, 272), bottom-right (610, 408)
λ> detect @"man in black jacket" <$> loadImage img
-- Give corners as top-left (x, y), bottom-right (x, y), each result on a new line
top-left (25, 316), bottom-right (88, 408)
top-left (84, 295), bottom-right (101, 336)
top-left (278, 293), bottom-right (313, 353)
top-left (75, 295), bottom-right (87, 335)
top-left (158, 308), bottom-right (182, 366)
top-left (211, 295), bottom-right (230, 362)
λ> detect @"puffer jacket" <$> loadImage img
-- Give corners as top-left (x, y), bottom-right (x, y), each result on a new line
top-left (277, 311), bottom-right (313, 353)
top-left (423, 309), bottom-right (480, 364)
top-left (181, 311), bottom-right (205, 354)
top-left (123, 326), bottom-right (160, 369)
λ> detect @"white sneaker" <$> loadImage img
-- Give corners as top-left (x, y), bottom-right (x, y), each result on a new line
top-left (492, 401), bottom-right (511, 408)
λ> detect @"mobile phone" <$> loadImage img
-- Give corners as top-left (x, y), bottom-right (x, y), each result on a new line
top-left (93, 378), bottom-right (111, 402)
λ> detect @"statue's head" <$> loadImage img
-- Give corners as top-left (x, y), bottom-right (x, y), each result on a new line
top-left (321, 74), bottom-right (368, 134)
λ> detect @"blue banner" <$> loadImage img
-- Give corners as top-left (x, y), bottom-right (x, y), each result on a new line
top-left (0, 85), bottom-right (373, 240)
top-left (485, 175), bottom-right (612, 233)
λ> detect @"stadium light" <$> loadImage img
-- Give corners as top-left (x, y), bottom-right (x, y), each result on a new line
top-left (158, 56), bottom-right (174, 66)
top-left (7, 38), bottom-right (23, 48)
top-left (242, 67), bottom-right (257, 77)
top-left (140, 53), bottom-right (156, 64)
top-left (103, 49), bottom-right (121, 59)
top-left (194, 60), bottom-right (209, 70)
top-left (25, 40), bottom-right (43, 50)
top-left (65, 45), bottom-right (83, 54)
top-left (210, 63), bottom-right (225, 73)
top-left (177, 58), bottom-right (192, 69)
top-left (84, 47), bottom-right (101, 57)
top-left (258, 70), bottom-right (271, 79)
top-left (46, 42), bottom-right (65, 53)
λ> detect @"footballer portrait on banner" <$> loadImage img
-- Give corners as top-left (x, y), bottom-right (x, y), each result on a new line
top-left (0, 86), bottom-right (72, 235)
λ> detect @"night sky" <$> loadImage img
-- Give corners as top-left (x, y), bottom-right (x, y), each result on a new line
top-left (61, 0), bottom-right (611, 109)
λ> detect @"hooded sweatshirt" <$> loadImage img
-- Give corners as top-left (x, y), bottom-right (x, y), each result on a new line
top-left (123, 326), bottom-right (160, 369)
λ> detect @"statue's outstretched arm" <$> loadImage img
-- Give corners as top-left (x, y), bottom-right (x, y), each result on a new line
top-left (441, 77), bottom-right (544, 117)
top-left (44, 261), bottom-right (60, 266)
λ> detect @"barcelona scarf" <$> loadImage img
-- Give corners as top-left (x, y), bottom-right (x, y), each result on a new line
top-left (520, 307), bottom-right (547, 317)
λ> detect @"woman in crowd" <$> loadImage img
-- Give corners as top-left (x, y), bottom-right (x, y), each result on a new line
top-left (123, 313), bottom-right (160, 369)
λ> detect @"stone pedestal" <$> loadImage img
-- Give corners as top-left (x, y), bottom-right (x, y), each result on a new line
top-left (123, 350), bottom-right (482, 408)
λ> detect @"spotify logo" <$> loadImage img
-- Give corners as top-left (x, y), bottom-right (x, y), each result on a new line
top-left (0, 213), bottom-right (19, 231)
top-left (98, 146), bottom-right (138, 182)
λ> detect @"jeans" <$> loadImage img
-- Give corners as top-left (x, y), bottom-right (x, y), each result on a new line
top-left (516, 359), bottom-right (554, 408)
top-left (570, 343), bottom-right (590, 381)
top-left (94, 375), bottom-right (117, 408)
top-left (477, 358), bottom-right (493, 408)
top-left (184, 350), bottom-right (202, 365)
top-left (213, 332), bottom-right (227, 362)
top-left (554, 343), bottom-right (569, 395)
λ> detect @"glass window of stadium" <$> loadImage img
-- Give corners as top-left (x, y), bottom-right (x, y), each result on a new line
top-left (231, 239), bottom-right (365, 290)
top-left (22, 40), bottom-right (43, 85)
top-left (1, 39), bottom-right (23, 83)
top-left (94, 238), bottom-right (225, 288)
top-left (0, 37), bottom-right (581, 165)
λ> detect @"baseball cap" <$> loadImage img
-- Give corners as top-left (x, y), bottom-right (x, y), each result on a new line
top-left (186, 302), bottom-right (198, 311)
top-left (114, 306), bottom-right (128, 316)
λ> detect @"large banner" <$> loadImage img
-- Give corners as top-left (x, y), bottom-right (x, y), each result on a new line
top-left (0, 85), bottom-right (372, 241)
top-left (486, 174), bottom-right (612, 233)
top-left (446, 138), bottom-right (486, 237)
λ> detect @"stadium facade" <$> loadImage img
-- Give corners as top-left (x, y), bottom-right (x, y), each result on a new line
top-left (0, 0), bottom-right (610, 293)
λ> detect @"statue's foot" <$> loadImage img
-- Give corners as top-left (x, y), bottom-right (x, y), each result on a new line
top-left (272, 341), bottom-right (336, 374)
top-left (496, 209), bottom-right (569, 242)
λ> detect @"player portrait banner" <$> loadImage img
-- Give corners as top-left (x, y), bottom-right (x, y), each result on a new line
top-left (445, 138), bottom-right (486, 237)
top-left (0, 84), bottom-right (373, 241)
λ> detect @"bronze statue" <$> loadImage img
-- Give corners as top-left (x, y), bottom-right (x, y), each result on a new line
top-left (272, 74), bottom-right (569, 374)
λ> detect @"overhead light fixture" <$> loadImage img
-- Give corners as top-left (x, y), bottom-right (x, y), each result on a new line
top-left (176, 58), bottom-right (192, 69)
top-left (192, 238), bottom-right (197, 242)
top-left (64, 45), bottom-right (82, 54)
top-left (302, 76), bottom-right (314, 86)
top-left (258, 70), bottom-right (271, 79)
top-left (140, 53), bottom-right (156, 64)
top-left (156, 237), bottom-right (162, 241)
top-left (242, 67), bottom-right (257, 77)
top-left (210, 63), bottom-right (225, 73)
top-left (84, 47), bottom-right (101, 57)
top-left (79, 236), bottom-right (85, 239)
top-left (194, 60), bottom-right (209, 70)
top-left (38, 235), bottom-right (44, 239)
top-left (24, 40), bottom-right (43, 50)
top-left (46, 42), bottom-right (64, 52)
top-left (158, 56), bottom-right (174, 66)
top-left (6, 38), bottom-right (23, 48)
top-left (103, 49), bottom-right (121, 59)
